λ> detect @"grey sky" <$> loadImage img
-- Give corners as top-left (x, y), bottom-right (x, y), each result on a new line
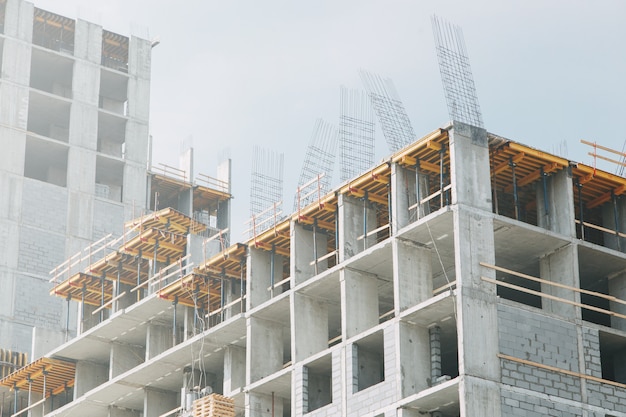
top-left (35, 0), bottom-right (626, 239)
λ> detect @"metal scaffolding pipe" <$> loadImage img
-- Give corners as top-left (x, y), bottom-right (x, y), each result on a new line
top-left (577, 181), bottom-right (585, 241)
top-left (510, 157), bottom-right (520, 220)
top-left (613, 191), bottom-right (622, 252)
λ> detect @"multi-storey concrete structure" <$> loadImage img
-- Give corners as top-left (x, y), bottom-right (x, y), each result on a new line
top-left (0, 0), bottom-right (152, 355)
top-left (3, 120), bottom-right (626, 417)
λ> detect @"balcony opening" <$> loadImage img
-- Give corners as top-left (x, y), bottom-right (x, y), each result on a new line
top-left (30, 47), bottom-right (73, 98)
top-left (102, 30), bottom-right (128, 73)
top-left (352, 331), bottom-right (384, 393)
top-left (27, 91), bottom-right (71, 143)
top-left (97, 111), bottom-right (127, 158)
top-left (303, 356), bottom-right (332, 413)
top-left (99, 68), bottom-right (128, 115)
top-left (95, 155), bottom-right (124, 202)
top-left (32, 8), bottom-right (75, 54)
top-left (24, 136), bottom-right (68, 187)
top-left (599, 331), bottom-right (626, 384)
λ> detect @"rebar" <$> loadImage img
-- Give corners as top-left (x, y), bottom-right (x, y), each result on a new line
top-left (339, 87), bottom-right (375, 182)
top-left (432, 15), bottom-right (484, 127)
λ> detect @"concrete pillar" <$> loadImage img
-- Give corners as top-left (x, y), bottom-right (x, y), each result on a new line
top-left (247, 317), bottom-right (284, 384)
top-left (110, 343), bottom-right (144, 378)
top-left (145, 323), bottom-right (172, 360)
top-left (609, 271), bottom-right (626, 331)
top-left (246, 392), bottom-right (283, 417)
top-left (540, 245), bottom-right (579, 318)
top-left (390, 163), bottom-right (412, 233)
top-left (246, 246), bottom-right (283, 310)
top-left (448, 122), bottom-right (501, 416)
top-left (449, 122), bottom-right (491, 211)
top-left (108, 406), bottom-right (140, 417)
top-left (4, 0), bottom-right (34, 42)
top-left (602, 195), bottom-right (626, 252)
top-left (393, 238), bottom-right (432, 313)
top-left (31, 327), bottom-right (65, 361)
top-left (397, 322), bottom-right (430, 397)
top-left (79, 303), bottom-right (100, 333)
top-left (113, 282), bottom-right (135, 313)
top-left (143, 388), bottom-right (177, 417)
top-left (292, 293), bottom-right (328, 361)
top-left (338, 194), bottom-right (377, 262)
top-left (223, 345), bottom-right (246, 395)
top-left (341, 268), bottom-right (378, 339)
top-left (74, 361), bottom-right (108, 398)
top-left (291, 221), bottom-right (328, 286)
top-left (537, 169), bottom-right (576, 237)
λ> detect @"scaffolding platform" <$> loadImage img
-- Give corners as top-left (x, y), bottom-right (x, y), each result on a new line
top-left (0, 357), bottom-right (75, 396)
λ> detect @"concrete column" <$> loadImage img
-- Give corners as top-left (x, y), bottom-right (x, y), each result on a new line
top-left (338, 194), bottom-right (377, 262)
top-left (390, 163), bottom-right (412, 233)
top-left (602, 195), bottom-right (626, 252)
top-left (609, 271), bottom-right (626, 331)
top-left (110, 343), bottom-right (144, 378)
top-left (291, 221), bottom-right (328, 286)
top-left (397, 322), bottom-right (429, 397)
top-left (247, 317), bottom-right (283, 384)
top-left (246, 246), bottom-right (283, 310)
top-left (341, 268), bottom-right (378, 339)
top-left (540, 244), bottom-right (579, 318)
top-left (449, 122), bottom-right (491, 211)
top-left (245, 392), bottom-right (283, 417)
top-left (393, 238), bottom-right (432, 313)
top-left (537, 169), bottom-right (576, 237)
top-left (223, 345), bottom-right (246, 395)
top-left (143, 388), bottom-right (177, 417)
top-left (74, 361), bottom-right (108, 398)
top-left (145, 323), bottom-right (172, 360)
top-left (79, 303), bottom-right (100, 333)
top-left (292, 293), bottom-right (328, 361)
top-left (113, 282), bottom-right (135, 313)
top-left (449, 122), bottom-right (500, 416)
top-left (4, 0), bottom-right (33, 41)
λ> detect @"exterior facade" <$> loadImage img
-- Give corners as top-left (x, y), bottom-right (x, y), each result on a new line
top-left (3, 121), bottom-right (626, 417)
top-left (0, 0), bottom-right (152, 356)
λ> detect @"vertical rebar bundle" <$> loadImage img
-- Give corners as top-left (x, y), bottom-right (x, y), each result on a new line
top-left (294, 119), bottom-right (338, 211)
top-left (432, 15), bottom-right (484, 128)
top-left (249, 146), bottom-right (284, 236)
top-left (359, 70), bottom-right (416, 152)
top-left (339, 87), bottom-right (375, 182)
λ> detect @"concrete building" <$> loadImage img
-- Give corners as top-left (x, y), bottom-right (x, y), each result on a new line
top-left (0, 0), bottom-right (152, 356)
top-left (2, 118), bottom-right (626, 416)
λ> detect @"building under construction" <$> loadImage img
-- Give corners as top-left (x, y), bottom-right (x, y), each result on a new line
top-left (3, 1), bottom-right (626, 416)
top-left (1, 118), bottom-right (626, 416)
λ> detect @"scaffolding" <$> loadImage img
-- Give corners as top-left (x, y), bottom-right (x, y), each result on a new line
top-left (359, 70), bottom-right (416, 152)
top-left (432, 15), bottom-right (484, 128)
top-left (339, 87), bottom-right (375, 182)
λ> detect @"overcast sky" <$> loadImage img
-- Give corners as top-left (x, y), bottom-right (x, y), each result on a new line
top-left (34, 0), bottom-right (626, 239)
